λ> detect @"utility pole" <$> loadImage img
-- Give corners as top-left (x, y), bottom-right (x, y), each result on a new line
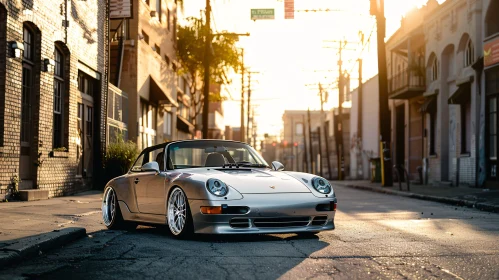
top-left (336, 41), bottom-right (346, 180)
top-left (371, 0), bottom-right (393, 186)
top-left (247, 71), bottom-right (251, 143)
top-left (202, 0), bottom-right (212, 139)
top-left (317, 126), bottom-right (323, 177)
top-left (302, 114), bottom-right (309, 173)
top-left (240, 49), bottom-right (245, 142)
top-left (246, 71), bottom-right (259, 142)
top-left (319, 83), bottom-right (332, 179)
top-left (357, 32), bottom-right (364, 179)
top-left (307, 108), bottom-right (314, 173)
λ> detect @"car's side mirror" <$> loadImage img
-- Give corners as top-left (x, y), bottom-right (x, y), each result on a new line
top-left (271, 161), bottom-right (285, 171)
top-left (142, 161), bottom-right (160, 174)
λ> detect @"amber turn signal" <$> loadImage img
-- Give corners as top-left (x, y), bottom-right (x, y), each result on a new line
top-left (200, 206), bottom-right (223, 214)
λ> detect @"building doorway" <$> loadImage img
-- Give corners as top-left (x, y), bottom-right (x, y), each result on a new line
top-left (77, 71), bottom-right (96, 180)
top-left (395, 105), bottom-right (406, 170)
top-left (486, 95), bottom-right (498, 187)
top-left (19, 25), bottom-right (39, 189)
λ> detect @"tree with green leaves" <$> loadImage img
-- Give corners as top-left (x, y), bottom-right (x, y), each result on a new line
top-left (176, 16), bottom-right (241, 128)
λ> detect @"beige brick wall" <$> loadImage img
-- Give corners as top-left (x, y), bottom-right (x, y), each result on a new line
top-left (0, 0), bottom-right (108, 199)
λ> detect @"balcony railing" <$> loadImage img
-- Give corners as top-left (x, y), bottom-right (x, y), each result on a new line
top-left (389, 69), bottom-right (426, 97)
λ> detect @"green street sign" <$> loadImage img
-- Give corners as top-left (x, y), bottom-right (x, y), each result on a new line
top-left (251, 9), bottom-right (275, 20)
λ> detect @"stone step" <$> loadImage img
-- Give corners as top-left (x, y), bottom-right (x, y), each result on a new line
top-left (18, 189), bottom-right (49, 201)
top-left (18, 180), bottom-right (33, 190)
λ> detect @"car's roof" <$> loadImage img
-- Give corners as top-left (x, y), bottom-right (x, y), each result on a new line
top-left (143, 139), bottom-right (249, 152)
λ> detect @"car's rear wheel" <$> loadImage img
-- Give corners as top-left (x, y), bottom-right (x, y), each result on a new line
top-left (102, 187), bottom-right (136, 230)
top-left (167, 187), bottom-right (193, 238)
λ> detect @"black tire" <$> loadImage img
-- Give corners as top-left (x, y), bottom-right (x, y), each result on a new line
top-left (167, 187), bottom-right (194, 239)
top-left (102, 187), bottom-right (137, 231)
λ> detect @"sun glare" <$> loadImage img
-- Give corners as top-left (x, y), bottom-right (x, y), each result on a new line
top-left (181, 0), bottom-right (446, 137)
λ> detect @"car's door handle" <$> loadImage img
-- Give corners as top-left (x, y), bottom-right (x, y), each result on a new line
top-left (134, 178), bottom-right (140, 184)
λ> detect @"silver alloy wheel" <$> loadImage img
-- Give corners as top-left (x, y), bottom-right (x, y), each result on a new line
top-left (102, 187), bottom-right (117, 227)
top-left (168, 188), bottom-right (187, 235)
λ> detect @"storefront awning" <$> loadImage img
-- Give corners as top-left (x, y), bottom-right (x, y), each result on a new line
top-left (176, 115), bottom-right (194, 134)
top-left (420, 95), bottom-right (437, 113)
top-left (448, 77), bottom-right (472, 104)
top-left (150, 77), bottom-right (178, 107)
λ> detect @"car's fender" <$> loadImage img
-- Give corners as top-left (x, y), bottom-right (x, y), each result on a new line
top-left (105, 174), bottom-right (140, 213)
top-left (166, 172), bottom-right (243, 201)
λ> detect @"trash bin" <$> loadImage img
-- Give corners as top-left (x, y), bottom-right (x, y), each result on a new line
top-left (369, 157), bottom-right (381, 183)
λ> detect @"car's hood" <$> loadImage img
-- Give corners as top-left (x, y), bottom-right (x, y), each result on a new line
top-left (181, 168), bottom-right (310, 194)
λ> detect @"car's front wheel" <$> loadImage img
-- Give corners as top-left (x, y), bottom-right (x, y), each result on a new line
top-left (167, 187), bottom-right (193, 238)
top-left (102, 187), bottom-right (136, 230)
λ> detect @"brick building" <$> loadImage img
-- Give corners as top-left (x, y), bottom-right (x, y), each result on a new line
top-left (109, 0), bottom-right (184, 150)
top-left (482, 0), bottom-right (499, 188)
top-left (422, 0), bottom-right (482, 186)
top-left (0, 0), bottom-right (108, 199)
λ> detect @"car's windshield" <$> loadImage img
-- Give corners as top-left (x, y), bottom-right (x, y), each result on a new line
top-left (167, 141), bottom-right (268, 169)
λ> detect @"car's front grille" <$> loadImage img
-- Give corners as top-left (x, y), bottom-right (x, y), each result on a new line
top-left (311, 216), bottom-right (328, 226)
top-left (229, 218), bottom-right (251, 228)
top-left (253, 216), bottom-right (310, 228)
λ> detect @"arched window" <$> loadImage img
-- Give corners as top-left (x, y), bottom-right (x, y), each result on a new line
top-left (53, 46), bottom-right (65, 149)
top-left (0, 4), bottom-right (7, 146)
top-left (485, 0), bottom-right (499, 37)
top-left (21, 25), bottom-right (35, 144)
top-left (464, 39), bottom-right (474, 67)
top-left (431, 57), bottom-right (439, 81)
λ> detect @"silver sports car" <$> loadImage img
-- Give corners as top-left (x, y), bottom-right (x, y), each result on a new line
top-left (102, 140), bottom-right (336, 237)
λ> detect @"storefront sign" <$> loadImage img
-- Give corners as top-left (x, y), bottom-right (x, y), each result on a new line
top-left (110, 0), bottom-right (132, 19)
top-left (251, 9), bottom-right (275, 20)
top-left (484, 36), bottom-right (499, 67)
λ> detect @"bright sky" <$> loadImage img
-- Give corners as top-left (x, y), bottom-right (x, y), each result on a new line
top-left (180, 0), bottom-right (441, 139)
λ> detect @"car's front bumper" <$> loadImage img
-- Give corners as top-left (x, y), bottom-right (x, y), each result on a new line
top-left (189, 193), bottom-right (336, 234)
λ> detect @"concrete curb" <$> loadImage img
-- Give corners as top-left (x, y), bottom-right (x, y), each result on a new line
top-left (337, 183), bottom-right (499, 213)
top-left (0, 227), bottom-right (86, 268)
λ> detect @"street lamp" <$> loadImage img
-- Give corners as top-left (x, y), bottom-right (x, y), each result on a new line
top-left (8, 41), bottom-right (24, 58)
top-left (43, 58), bottom-right (55, 72)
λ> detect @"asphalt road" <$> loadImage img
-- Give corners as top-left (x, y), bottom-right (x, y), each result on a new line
top-left (2, 185), bottom-right (499, 280)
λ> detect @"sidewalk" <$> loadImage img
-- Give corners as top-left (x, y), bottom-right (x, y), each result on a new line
top-left (332, 180), bottom-right (499, 213)
top-left (0, 191), bottom-right (106, 268)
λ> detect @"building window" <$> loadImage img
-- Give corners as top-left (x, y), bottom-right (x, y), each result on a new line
top-left (144, 0), bottom-right (150, 6)
top-left (167, 9), bottom-right (170, 31)
top-left (156, 0), bottom-right (162, 22)
top-left (155, 44), bottom-right (161, 56)
top-left (142, 30), bottom-right (149, 45)
top-left (461, 100), bottom-right (471, 154)
top-left (141, 100), bottom-right (149, 128)
top-left (164, 111), bottom-right (172, 135)
top-left (86, 106), bottom-right (93, 137)
top-left (23, 26), bottom-right (34, 62)
top-left (295, 123), bottom-right (303, 135)
top-left (431, 57), bottom-right (439, 81)
top-left (0, 5), bottom-right (7, 145)
top-left (53, 47), bottom-right (65, 149)
top-left (490, 97), bottom-right (497, 160)
top-left (485, 0), bottom-right (499, 37)
top-left (78, 71), bottom-right (95, 97)
top-left (464, 40), bottom-right (474, 67)
top-left (429, 112), bottom-right (437, 156)
top-left (21, 25), bottom-right (35, 144)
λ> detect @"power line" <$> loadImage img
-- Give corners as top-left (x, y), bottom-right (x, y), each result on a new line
top-left (347, 22), bottom-right (376, 75)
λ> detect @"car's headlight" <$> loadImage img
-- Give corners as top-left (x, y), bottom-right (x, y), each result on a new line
top-left (311, 177), bottom-right (332, 194)
top-left (206, 179), bottom-right (229, 197)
